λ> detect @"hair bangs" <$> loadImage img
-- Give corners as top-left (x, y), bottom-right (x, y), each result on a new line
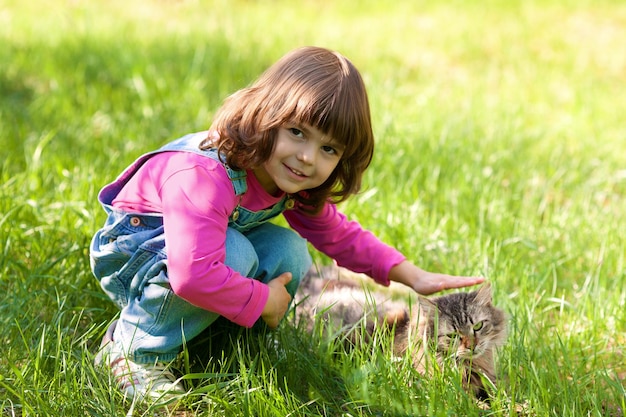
top-left (286, 63), bottom-right (372, 164)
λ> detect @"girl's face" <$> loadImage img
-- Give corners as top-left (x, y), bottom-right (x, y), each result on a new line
top-left (254, 123), bottom-right (344, 196)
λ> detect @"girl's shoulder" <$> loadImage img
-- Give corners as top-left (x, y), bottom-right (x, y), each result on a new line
top-left (144, 151), bottom-right (236, 195)
top-left (148, 150), bottom-right (228, 175)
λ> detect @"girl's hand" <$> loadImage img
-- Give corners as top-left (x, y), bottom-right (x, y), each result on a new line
top-left (261, 272), bottom-right (293, 328)
top-left (389, 261), bottom-right (485, 295)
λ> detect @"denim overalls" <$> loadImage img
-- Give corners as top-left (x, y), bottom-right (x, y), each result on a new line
top-left (90, 132), bottom-right (311, 363)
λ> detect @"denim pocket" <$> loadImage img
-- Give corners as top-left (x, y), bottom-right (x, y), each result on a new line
top-left (90, 210), bottom-right (165, 309)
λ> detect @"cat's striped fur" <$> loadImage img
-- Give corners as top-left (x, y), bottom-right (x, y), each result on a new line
top-left (295, 266), bottom-right (507, 398)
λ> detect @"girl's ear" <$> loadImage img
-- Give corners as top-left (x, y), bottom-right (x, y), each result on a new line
top-left (474, 283), bottom-right (493, 305)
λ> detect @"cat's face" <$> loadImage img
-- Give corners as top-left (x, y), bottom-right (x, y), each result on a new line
top-left (419, 284), bottom-right (506, 361)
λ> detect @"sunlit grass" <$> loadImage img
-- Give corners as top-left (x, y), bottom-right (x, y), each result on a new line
top-left (1, 0), bottom-right (625, 415)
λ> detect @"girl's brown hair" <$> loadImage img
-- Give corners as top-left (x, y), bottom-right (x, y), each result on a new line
top-left (201, 46), bottom-right (374, 212)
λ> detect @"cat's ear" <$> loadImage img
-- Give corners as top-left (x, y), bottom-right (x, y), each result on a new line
top-left (474, 283), bottom-right (493, 305)
top-left (416, 296), bottom-right (437, 318)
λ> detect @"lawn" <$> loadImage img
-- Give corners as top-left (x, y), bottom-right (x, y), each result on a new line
top-left (1, 0), bottom-right (625, 415)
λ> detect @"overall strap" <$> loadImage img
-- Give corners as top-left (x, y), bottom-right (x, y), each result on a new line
top-left (98, 132), bottom-right (247, 206)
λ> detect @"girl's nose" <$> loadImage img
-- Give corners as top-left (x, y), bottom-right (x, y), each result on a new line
top-left (297, 146), bottom-right (316, 165)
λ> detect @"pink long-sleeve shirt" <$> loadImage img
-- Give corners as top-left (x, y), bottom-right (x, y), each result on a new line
top-left (112, 150), bottom-right (406, 328)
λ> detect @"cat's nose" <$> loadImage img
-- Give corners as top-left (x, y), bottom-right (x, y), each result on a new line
top-left (461, 335), bottom-right (475, 350)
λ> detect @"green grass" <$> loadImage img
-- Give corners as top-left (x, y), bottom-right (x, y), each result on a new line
top-left (1, 0), bottom-right (625, 415)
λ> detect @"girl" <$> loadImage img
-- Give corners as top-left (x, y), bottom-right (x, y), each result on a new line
top-left (91, 46), bottom-right (484, 401)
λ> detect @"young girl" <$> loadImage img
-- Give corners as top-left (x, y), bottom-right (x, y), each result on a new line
top-left (91, 46), bottom-right (484, 401)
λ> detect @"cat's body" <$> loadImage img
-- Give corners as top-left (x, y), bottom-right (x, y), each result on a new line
top-left (295, 267), bottom-right (507, 398)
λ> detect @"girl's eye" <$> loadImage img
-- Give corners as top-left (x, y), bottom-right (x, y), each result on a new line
top-left (289, 128), bottom-right (304, 138)
top-left (473, 321), bottom-right (484, 331)
top-left (321, 145), bottom-right (337, 155)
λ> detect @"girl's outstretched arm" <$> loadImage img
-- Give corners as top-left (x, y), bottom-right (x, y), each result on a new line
top-left (388, 260), bottom-right (485, 295)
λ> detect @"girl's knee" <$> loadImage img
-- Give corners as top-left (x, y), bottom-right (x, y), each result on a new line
top-left (277, 228), bottom-right (311, 272)
top-left (224, 228), bottom-right (260, 277)
top-left (283, 228), bottom-right (310, 255)
top-left (278, 229), bottom-right (312, 295)
top-left (243, 224), bottom-right (312, 295)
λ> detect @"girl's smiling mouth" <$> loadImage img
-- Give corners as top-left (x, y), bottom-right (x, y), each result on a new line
top-left (285, 164), bottom-right (308, 179)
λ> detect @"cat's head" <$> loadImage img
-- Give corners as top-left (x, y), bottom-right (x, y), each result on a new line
top-left (418, 283), bottom-right (507, 361)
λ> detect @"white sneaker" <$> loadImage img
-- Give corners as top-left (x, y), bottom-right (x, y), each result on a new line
top-left (94, 320), bottom-right (186, 402)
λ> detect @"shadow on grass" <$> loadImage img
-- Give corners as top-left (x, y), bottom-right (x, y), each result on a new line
top-left (182, 317), bottom-right (370, 415)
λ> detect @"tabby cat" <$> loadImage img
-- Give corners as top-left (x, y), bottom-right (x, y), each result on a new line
top-left (295, 266), bottom-right (507, 398)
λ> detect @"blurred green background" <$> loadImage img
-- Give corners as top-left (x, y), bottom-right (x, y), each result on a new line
top-left (1, 0), bottom-right (625, 415)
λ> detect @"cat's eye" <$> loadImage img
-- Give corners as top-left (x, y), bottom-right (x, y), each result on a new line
top-left (473, 321), bottom-right (484, 331)
top-left (446, 332), bottom-right (459, 339)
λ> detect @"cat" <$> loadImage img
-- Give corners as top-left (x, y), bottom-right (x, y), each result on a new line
top-left (294, 266), bottom-right (508, 399)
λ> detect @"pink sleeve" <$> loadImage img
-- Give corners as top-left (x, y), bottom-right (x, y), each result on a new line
top-left (157, 163), bottom-right (268, 328)
top-left (284, 203), bottom-right (406, 286)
